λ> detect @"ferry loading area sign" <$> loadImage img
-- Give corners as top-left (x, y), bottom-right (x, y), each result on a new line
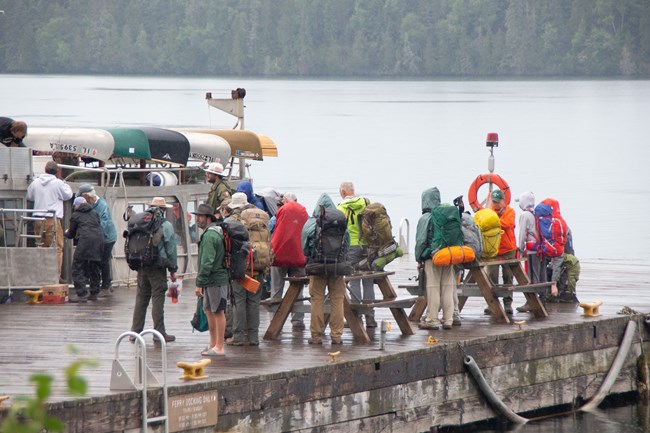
top-left (168, 390), bottom-right (219, 432)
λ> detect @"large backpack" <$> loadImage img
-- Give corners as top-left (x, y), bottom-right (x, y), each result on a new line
top-left (306, 206), bottom-right (351, 276)
top-left (473, 208), bottom-right (502, 259)
top-left (534, 202), bottom-right (567, 257)
top-left (124, 209), bottom-right (163, 270)
top-left (429, 204), bottom-right (464, 254)
top-left (358, 202), bottom-right (402, 270)
top-left (461, 212), bottom-right (484, 258)
top-left (240, 207), bottom-right (272, 274)
top-left (221, 218), bottom-right (251, 280)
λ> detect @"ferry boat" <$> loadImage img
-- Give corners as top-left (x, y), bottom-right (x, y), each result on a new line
top-left (0, 89), bottom-right (277, 296)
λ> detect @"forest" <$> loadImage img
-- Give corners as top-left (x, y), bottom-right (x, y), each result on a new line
top-left (0, 0), bottom-right (648, 77)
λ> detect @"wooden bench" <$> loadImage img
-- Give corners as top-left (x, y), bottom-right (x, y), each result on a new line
top-left (263, 271), bottom-right (415, 343)
top-left (403, 258), bottom-right (550, 324)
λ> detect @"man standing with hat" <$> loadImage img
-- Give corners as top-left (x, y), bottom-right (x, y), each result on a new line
top-left (205, 162), bottom-right (232, 219)
top-left (193, 204), bottom-right (229, 356)
top-left (77, 184), bottom-right (117, 296)
top-left (485, 189), bottom-right (517, 315)
top-left (130, 197), bottom-right (178, 343)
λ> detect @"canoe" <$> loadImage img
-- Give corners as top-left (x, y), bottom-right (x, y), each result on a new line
top-left (191, 129), bottom-right (278, 160)
top-left (108, 127), bottom-right (190, 166)
top-left (174, 130), bottom-right (231, 165)
top-left (106, 128), bottom-right (151, 160)
top-left (24, 127), bottom-right (115, 161)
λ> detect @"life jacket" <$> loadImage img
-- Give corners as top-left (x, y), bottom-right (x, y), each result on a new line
top-left (221, 218), bottom-right (251, 280)
top-left (533, 201), bottom-right (567, 257)
top-left (124, 209), bottom-right (163, 270)
top-left (474, 208), bottom-right (502, 259)
top-left (240, 207), bottom-right (272, 274)
top-left (430, 204), bottom-right (464, 254)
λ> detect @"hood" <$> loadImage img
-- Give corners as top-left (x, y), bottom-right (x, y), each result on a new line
top-left (518, 191), bottom-right (535, 211)
top-left (541, 198), bottom-right (562, 216)
top-left (236, 181), bottom-right (256, 204)
top-left (338, 196), bottom-right (367, 214)
top-left (37, 173), bottom-right (57, 186)
top-left (311, 193), bottom-right (336, 217)
top-left (420, 187), bottom-right (441, 213)
top-left (75, 202), bottom-right (94, 213)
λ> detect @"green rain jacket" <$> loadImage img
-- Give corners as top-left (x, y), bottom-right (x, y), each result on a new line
top-left (302, 193), bottom-right (350, 259)
top-left (155, 209), bottom-right (178, 273)
top-left (414, 187), bottom-right (441, 262)
top-left (337, 196), bottom-right (369, 246)
top-left (196, 223), bottom-right (229, 287)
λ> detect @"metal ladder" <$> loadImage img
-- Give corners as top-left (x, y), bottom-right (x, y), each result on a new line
top-left (18, 214), bottom-right (48, 247)
top-left (110, 329), bottom-right (169, 433)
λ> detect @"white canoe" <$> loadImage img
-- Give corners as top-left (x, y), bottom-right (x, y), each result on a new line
top-left (24, 127), bottom-right (115, 161)
top-left (174, 130), bottom-right (231, 165)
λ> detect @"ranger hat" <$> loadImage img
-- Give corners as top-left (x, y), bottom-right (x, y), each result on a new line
top-left (204, 162), bottom-right (226, 177)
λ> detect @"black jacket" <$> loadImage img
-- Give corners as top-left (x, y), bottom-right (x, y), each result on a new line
top-left (0, 117), bottom-right (25, 147)
top-left (65, 203), bottom-right (104, 262)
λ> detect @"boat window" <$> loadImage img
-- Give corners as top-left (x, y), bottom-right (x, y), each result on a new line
top-left (168, 202), bottom-right (187, 247)
top-left (0, 199), bottom-right (23, 247)
top-left (187, 201), bottom-right (198, 243)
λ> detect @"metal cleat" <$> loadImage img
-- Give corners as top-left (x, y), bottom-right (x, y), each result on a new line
top-left (579, 300), bottom-right (603, 317)
top-left (24, 289), bottom-right (43, 304)
top-left (0, 395), bottom-right (10, 408)
top-left (327, 351), bottom-right (341, 364)
top-left (177, 359), bottom-right (211, 380)
top-left (424, 336), bottom-right (438, 346)
top-left (514, 320), bottom-right (526, 331)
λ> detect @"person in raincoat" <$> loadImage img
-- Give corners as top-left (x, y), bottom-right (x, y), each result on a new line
top-left (302, 193), bottom-right (350, 345)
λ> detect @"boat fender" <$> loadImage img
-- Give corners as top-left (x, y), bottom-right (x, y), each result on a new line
top-left (467, 173), bottom-right (511, 212)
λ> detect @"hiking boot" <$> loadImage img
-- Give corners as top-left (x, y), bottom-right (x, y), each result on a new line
top-left (452, 312), bottom-right (462, 326)
top-left (418, 320), bottom-right (440, 330)
top-left (483, 307), bottom-right (491, 315)
top-left (291, 321), bottom-right (305, 331)
top-left (504, 298), bottom-right (514, 315)
top-left (98, 289), bottom-right (112, 298)
top-left (365, 316), bottom-right (378, 328)
top-left (331, 337), bottom-right (343, 345)
top-left (226, 337), bottom-right (247, 346)
top-left (443, 323), bottom-right (453, 330)
top-left (308, 337), bottom-right (323, 345)
top-left (87, 293), bottom-right (99, 301)
top-left (69, 295), bottom-right (88, 303)
top-left (517, 303), bottom-right (532, 313)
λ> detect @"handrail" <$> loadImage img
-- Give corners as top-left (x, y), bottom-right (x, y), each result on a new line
top-left (398, 218), bottom-right (410, 254)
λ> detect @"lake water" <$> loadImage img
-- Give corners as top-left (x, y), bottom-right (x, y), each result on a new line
top-left (2, 74), bottom-right (648, 432)
top-left (3, 75), bottom-right (649, 263)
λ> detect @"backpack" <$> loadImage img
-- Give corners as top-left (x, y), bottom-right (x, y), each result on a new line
top-left (221, 218), bottom-right (251, 280)
top-left (534, 202), bottom-right (567, 257)
top-left (305, 206), bottom-right (352, 276)
top-left (240, 207), bottom-right (272, 274)
top-left (460, 212), bottom-right (484, 258)
top-left (473, 208), bottom-right (502, 259)
top-left (358, 202), bottom-right (402, 270)
top-left (124, 209), bottom-right (163, 270)
top-left (429, 204), bottom-right (464, 254)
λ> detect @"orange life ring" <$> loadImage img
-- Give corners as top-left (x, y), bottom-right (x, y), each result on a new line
top-left (468, 173), bottom-right (511, 212)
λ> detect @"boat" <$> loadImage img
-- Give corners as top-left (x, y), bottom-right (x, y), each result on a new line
top-left (0, 89), bottom-right (277, 293)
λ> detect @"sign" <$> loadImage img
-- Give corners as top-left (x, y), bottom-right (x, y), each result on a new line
top-left (168, 390), bottom-right (218, 432)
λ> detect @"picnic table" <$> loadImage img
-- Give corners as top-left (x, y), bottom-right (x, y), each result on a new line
top-left (406, 257), bottom-right (550, 324)
top-left (262, 271), bottom-right (417, 343)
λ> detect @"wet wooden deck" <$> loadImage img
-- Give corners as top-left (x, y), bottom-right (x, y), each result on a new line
top-left (1, 255), bottom-right (648, 404)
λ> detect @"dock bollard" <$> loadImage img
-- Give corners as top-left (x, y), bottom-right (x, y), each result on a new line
top-left (379, 320), bottom-right (391, 350)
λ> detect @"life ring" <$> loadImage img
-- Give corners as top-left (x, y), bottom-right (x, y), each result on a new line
top-left (468, 173), bottom-right (511, 212)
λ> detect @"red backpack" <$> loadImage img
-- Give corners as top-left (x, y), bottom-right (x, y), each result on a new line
top-left (533, 198), bottom-right (567, 257)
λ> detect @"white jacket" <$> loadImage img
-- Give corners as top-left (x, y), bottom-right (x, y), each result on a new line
top-left (26, 174), bottom-right (73, 218)
top-left (517, 191), bottom-right (538, 253)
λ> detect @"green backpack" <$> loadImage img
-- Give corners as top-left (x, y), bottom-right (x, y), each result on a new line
top-left (429, 204), bottom-right (464, 254)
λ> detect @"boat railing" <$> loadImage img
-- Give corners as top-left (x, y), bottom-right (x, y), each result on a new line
top-left (398, 218), bottom-right (410, 254)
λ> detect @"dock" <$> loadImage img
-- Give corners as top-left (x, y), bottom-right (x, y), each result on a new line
top-left (1, 255), bottom-right (649, 432)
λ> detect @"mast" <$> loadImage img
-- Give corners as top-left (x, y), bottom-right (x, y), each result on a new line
top-left (205, 88), bottom-right (247, 179)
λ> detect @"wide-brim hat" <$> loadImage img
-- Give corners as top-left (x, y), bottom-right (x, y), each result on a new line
top-left (149, 197), bottom-right (173, 208)
top-left (204, 162), bottom-right (226, 177)
top-left (192, 203), bottom-right (217, 220)
top-left (229, 192), bottom-right (248, 209)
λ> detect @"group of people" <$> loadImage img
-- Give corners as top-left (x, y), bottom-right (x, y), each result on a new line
top-left (415, 186), bottom-right (580, 331)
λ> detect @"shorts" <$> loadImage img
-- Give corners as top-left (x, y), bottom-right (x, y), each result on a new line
top-left (203, 285), bottom-right (228, 313)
